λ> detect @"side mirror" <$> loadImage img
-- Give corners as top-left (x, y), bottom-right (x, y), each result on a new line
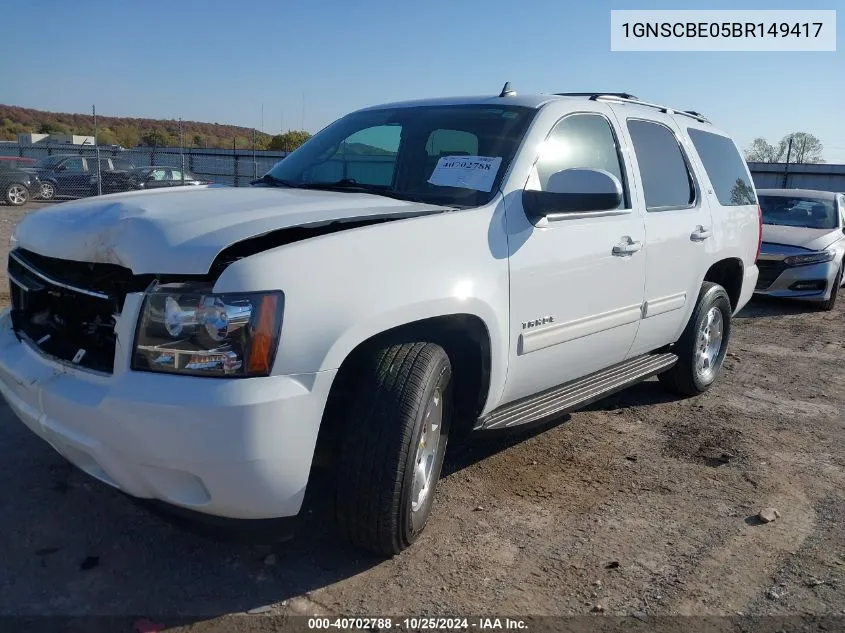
top-left (523, 168), bottom-right (623, 220)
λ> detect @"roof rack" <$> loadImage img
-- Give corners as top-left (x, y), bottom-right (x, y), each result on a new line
top-left (555, 92), bottom-right (639, 100)
top-left (553, 93), bottom-right (709, 123)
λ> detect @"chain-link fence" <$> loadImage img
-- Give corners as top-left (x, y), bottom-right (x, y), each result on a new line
top-left (0, 105), bottom-right (300, 202)
top-left (0, 141), bottom-right (290, 201)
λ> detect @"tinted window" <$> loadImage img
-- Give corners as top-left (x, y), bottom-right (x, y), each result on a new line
top-left (62, 158), bottom-right (85, 173)
top-left (687, 128), bottom-right (756, 206)
top-left (536, 113), bottom-right (628, 208)
top-left (627, 120), bottom-right (695, 210)
top-left (759, 195), bottom-right (837, 230)
top-left (36, 156), bottom-right (63, 168)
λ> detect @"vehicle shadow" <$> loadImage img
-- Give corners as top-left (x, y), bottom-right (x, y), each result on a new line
top-left (735, 295), bottom-right (824, 319)
top-left (443, 378), bottom-right (679, 478)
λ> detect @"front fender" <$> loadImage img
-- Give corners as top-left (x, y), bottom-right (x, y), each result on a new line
top-left (212, 199), bottom-right (512, 413)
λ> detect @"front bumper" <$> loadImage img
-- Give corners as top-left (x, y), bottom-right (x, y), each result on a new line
top-left (25, 179), bottom-right (42, 198)
top-left (0, 307), bottom-right (336, 519)
top-left (754, 259), bottom-right (839, 301)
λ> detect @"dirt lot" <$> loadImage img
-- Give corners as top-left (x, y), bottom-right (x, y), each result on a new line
top-left (0, 202), bottom-right (843, 631)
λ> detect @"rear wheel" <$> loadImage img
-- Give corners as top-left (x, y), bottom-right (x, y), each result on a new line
top-left (659, 282), bottom-right (732, 396)
top-left (336, 342), bottom-right (452, 555)
top-left (4, 182), bottom-right (28, 206)
top-left (817, 265), bottom-right (842, 312)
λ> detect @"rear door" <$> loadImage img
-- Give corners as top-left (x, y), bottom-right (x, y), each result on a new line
top-left (612, 113), bottom-right (715, 357)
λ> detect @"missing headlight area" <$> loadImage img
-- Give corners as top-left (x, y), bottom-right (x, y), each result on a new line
top-left (7, 249), bottom-right (137, 373)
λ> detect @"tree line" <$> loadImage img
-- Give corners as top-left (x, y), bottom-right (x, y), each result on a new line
top-left (0, 104), bottom-right (312, 152)
top-left (744, 132), bottom-right (825, 164)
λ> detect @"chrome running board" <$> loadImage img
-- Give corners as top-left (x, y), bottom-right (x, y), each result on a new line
top-left (477, 353), bottom-right (678, 431)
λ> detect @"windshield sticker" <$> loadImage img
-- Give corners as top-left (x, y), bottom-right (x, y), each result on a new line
top-left (428, 156), bottom-right (503, 192)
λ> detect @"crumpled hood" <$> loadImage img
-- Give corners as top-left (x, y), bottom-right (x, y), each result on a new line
top-left (761, 224), bottom-right (843, 252)
top-left (13, 186), bottom-right (447, 275)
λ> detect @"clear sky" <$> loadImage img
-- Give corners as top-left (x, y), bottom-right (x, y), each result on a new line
top-left (2, 0), bottom-right (843, 161)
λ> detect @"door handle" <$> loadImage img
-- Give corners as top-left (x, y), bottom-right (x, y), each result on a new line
top-left (612, 238), bottom-right (642, 256)
top-left (690, 226), bottom-right (713, 241)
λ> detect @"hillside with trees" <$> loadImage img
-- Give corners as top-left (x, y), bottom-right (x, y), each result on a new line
top-left (0, 104), bottom-right (312, 151)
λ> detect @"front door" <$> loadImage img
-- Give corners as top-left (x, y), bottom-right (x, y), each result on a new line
top-left (55, 157), bottom-right (88, 197)
top-left (500, 107), bottom-right (647, 405)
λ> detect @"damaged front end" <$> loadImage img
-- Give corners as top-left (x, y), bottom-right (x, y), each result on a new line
top-left (7, 249), bottom-right (149, 373)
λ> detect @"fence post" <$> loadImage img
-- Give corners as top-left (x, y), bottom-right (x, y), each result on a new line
top-left (233, 142), bottom-right (239, 187)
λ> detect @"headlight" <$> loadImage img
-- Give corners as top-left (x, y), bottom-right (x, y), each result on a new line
top-left (783, 251), bottom-right (835, 267)
top-left (132, 282), bottom-right (283, 377)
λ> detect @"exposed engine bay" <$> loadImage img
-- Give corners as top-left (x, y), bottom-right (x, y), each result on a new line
top-left (7, 249), bottom-right (144, 373)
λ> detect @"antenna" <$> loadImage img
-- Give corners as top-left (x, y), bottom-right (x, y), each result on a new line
top-left (499, 82), bottom-right (516, 97)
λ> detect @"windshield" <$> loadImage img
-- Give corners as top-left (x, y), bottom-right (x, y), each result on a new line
top-left (35, 156), bottom-right (64, 169)
top-left (759, 195), bottom-right (838, 230)
top-left (262, 104), bottom-right (536, 207)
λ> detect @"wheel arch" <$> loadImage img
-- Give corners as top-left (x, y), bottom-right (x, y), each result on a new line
top-left (704, 257), bottom-right (744, 312)
top-left (324, 312), bottom-right (493, 430)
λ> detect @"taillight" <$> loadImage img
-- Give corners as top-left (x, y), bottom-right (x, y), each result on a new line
top-left (755, 205), bottom-right (763, 262)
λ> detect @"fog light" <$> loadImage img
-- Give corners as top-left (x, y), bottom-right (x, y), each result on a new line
top-left (788, 280), bottom-right (826, 291)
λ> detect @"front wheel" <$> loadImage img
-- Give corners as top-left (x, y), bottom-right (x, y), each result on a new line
top-left (659, 282), bottom-right (732, 396)
top-left (4, 182), bottom-right (29, 206)
top-left (336, 342), bottom-right (452, 555)
top-left (39, 181), bottom-right (55, 200)
top-left (817, 265), bottom-right (842, 312)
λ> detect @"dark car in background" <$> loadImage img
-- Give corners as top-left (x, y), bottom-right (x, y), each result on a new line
top-left (128, 166), bottom-right (210, 190)
top-left (0, 156), bottom-right (38, 170)
top-left (0, 159), bottom-right (42, 206)
top-left (34, 154), bottom-right (135, 200)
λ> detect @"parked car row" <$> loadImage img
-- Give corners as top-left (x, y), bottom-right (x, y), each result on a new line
top-left (0, 153), bottom-right (210, 205)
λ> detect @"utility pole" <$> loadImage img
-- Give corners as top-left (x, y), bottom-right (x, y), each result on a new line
top-left (179, 117), bottom-right (185, 184)
top-left (93, 105), bottom-right (102, 196)
top-left (301, 91), bottom-right (305, 131)
top-left (252, 128), bottom-right (257, 180)
top-left (782, 135), bottom-right (794, 188)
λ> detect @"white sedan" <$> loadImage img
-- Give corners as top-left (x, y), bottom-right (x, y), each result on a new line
top-left (755, 188), bottom-right (845, 310)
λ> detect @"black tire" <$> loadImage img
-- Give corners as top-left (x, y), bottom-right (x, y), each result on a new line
top-left (658, 282), bottom-right (732, 396)
top-left (4, 182), bottom-right (29, 206)
top-left (39, 181), bottom-right (55, 200)
top-left (817, 265), bottom-right (842, 312)
top-left (336, 342), bottom-right (452, 555)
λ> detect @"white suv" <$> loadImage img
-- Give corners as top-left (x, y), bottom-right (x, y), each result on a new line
top-left (0, 87), bottom-right (761, 554)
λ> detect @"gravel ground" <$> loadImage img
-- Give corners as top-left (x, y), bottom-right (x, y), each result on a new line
top-left (0, 201), bottom-right (843, 632)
